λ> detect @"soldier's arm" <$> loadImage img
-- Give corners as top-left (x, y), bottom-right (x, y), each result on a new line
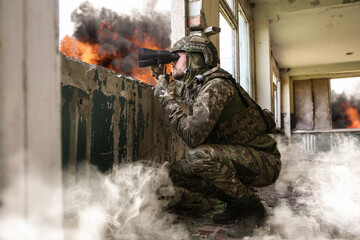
top-left (171, 79), bottom-right (185, 98)
top-left (163, 78), bottom-right (234, 147)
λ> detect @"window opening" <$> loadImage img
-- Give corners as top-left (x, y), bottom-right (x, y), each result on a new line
top-left (219, 12), bottom-right (235, 76)
top-left (238, 10), bottom-right (251, 93)
top-left (331, 77), bottom-right (360, 129)
top-left (273, 74), bottom-right (281, 129)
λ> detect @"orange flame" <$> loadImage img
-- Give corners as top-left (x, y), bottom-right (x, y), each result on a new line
top-left (60, 22), bottom-right (168, 86)
top-left (341, 102), bottom-right (360, 129)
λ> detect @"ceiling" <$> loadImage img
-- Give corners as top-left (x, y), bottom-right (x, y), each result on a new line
top-left (250, 0), bottom-right (360, 69)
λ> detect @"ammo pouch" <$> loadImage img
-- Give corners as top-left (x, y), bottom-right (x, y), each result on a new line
top-left (262, 108), bottom-right (276, 134)
top-left (212, 103), bottom-right (268, 145)
top-left (202, 67), bottom-right (276, 145)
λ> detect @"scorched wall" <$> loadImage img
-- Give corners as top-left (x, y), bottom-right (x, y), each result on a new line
top-left (61, 53), bottom-right (188, 185)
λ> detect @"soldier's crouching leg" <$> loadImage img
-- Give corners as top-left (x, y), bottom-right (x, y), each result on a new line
top-left (169, 144), bottom-right (281, 201)
top-left (186, 144), bottom-right (280, 224)
top-left (188, 144), bottom-right (281, 199)
top-left (169, 159), bottom-right (229, 200)
top-left (168, 159), bottom-right (197, 190)
top-left (229, 145), bottom-right (281, 188)
top-left (187, 144), bottom-right (250, 200)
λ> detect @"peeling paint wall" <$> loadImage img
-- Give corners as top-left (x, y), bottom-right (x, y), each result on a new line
top-left (61, 54), bottom-right (188, 184)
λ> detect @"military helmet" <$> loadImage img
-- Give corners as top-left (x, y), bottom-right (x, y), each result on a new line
top-left (171, 35), bottom-right (219, 67)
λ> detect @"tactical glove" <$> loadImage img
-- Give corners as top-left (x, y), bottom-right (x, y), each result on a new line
top-left (150, 64), bottom-right (165, 79)
top-left (154, 75), bottom-right (177, 106)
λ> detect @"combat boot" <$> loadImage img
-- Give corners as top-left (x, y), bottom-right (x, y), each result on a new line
top-left (213, 193), bottom-right (265, 224)
top-left (226, 196), bottom-right (267, 238)
top-left (226, 214), bottom-right (266, 238)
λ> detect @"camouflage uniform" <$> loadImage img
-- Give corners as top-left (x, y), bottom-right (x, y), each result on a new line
top-left (155, 35), bottom-right (281, 202)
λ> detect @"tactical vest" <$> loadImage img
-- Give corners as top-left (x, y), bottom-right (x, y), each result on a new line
top-left (196, 67), bottom-right (276, 145)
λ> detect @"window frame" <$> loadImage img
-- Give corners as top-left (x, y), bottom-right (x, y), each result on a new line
top-left (218, 0), bottom-right (254, 96)
top-left (238, 7), bottom-right (252, 95)
top-left (219, 0), bottom-right (237, 79)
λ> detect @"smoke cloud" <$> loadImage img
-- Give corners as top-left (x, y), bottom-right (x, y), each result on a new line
top-left (0, 161), bottom-right (189, 240)
top-left (69, 1), bottom-right (171, 74)
top-left (249, 136), bottom-right (360, 239)
top-left (1, 140), bottom-right (359, 239)
top-left (64, 162), bottom-right (188, 240)
top-left (62, 136), bottom-right (360, 240)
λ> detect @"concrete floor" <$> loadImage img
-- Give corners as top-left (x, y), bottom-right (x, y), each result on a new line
top-left (173, 184), bottom-right (289, 240)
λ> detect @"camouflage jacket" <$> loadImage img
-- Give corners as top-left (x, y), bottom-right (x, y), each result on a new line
top-left (160, 73), bottom-right (280, 156)
top-left (162, 77), bottom-right (238, 148)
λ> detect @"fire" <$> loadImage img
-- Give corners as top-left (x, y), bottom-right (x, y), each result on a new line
top-left (60, 22), bottom-right (167, 86)
top-left (60, 35), bottom-right (101, 64)
top-left (341, 102), bottom-right (360, 129)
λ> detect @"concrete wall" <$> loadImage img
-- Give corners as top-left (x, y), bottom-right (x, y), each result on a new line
top-left (170, 0), bottom-right (220, 54)
top-left (61, 54), bottom-right (188, 185)
top-left (0, 0), bottom-right (62, 237)
top-left (291, 131), bottom-right (360, 153)
top-left (171, 0), bottom-right (188, 44)
top-left (202, 0), bottom-right (220, 49)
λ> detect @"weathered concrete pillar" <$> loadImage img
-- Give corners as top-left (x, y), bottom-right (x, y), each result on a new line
top-left (202, 0), bottom-right (220, 50)
top-left (0, 0), bottom-right (62, 238)
top-left (281, 74), bottom-right (292, 137)
top-left (171, 0), bottom-right (188, 44)
top-left (252, 2), bottom-right (272, 110)
top-left (171, 0), bottom-right (220, 50)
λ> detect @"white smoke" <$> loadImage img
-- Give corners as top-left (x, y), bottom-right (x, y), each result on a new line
top-left (249, 136), bottom-right (360, 240)
top-left (0, 161), bottom-right (189, 240)
top-left (64, 162), bottom-right (189, 240)
top-left (2, 136), bottom-right (360, 240)
top-left (0, 171), bottom-right (63, 240)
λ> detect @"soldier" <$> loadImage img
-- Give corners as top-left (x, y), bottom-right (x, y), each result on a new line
top-left (152, 35), bottom-right (281, 227)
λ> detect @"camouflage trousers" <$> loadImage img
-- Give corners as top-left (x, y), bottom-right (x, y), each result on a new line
top-left (169, 144), bottom-right (281, 200)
